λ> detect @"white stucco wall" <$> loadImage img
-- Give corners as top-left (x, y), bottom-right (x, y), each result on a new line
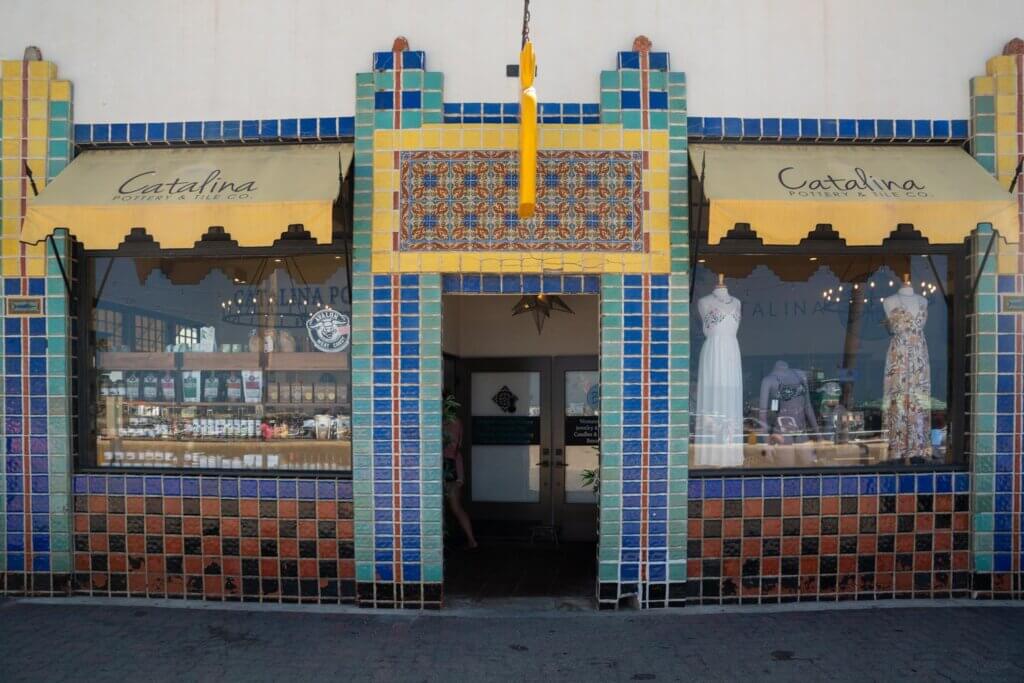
top-left (2, 0), bottom-right (1021, 123)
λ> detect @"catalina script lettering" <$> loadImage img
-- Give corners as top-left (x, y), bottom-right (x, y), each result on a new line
top-left (777, 166), bottom-right (926, 194)
top-left (117, 169), bottom-right (258, 196)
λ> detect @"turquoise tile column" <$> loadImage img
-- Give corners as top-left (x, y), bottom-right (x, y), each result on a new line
top-left (967, 224), bottom-right (999, 575)
top-left (595, 42), bottom-right (689, 608)
top-left (0, 58), bottom-right (74, 593)
top-left (352, 43), bottom-right (444, 608)
top-left (597, 273), bottom-right (624, 601)
top-left (418, 273), bottom-right (444, 586)
top-left (45, 229), bottom-right (74, 577)
top-left (969, 42), bottom-right (1022, 598)
top-left (666, 64), bottom-right (690, 605)
top-left (350, 56), bottom-right (376, 604)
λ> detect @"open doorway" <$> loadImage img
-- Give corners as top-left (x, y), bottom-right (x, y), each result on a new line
top-left (442, 293), bottom-right (600, 600)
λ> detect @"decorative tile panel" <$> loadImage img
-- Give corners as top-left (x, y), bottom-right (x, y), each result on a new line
top-left (372, 124), bottom-right (670, 274)
top-left (399, 150), bottom-right (644, 252)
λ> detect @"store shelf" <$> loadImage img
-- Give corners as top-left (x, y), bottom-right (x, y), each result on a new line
top-left (97, 352), bottom-right (175, 370)
top-left (109, 400), bottom-right (263, 407)
top-left (97, 437), bottom-right (353, 470)
top-left (263, 402), bottom-right (349, 408)
top-left (97, 351), bottom-right (347, 372)
top-left (180, 352), bottom-right (261, 370)
top-left (107, 400), bottom-right (347, 408)
top-left (264, 352), bottom-right (349, 371)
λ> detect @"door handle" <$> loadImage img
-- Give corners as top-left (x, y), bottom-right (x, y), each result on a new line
top-left (554, 448), bottom-right (563, 456)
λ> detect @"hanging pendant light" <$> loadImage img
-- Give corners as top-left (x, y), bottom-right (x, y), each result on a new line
top-left (511, 294), bottom-right (574, 333)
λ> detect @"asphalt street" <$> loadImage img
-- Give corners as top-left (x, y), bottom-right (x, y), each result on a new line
top-left (1, 598), bottom-right (1022, 681)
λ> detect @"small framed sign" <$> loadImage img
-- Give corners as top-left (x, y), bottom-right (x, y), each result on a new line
top-left (5, 296), bottom-right (44, 316)
top-left (1001, 295), bottom-right (1024, 313)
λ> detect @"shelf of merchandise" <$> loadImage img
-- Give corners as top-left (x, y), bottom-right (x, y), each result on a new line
top-left (97, 352), bottom-right (176, 370)
top-left (96, 437), bottom-right (353, 470)
top-left (263, 352), bottom-right (349, 371)
top-left (98, 351), bottom-right (349, 372)
top-left (113, 400), bottom-right (348, 409)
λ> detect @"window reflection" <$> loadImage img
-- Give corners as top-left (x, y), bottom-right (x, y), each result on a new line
top-left (89, 253), bottom-right (352, 471)
top-left (689, 254), bottom-right (955, 469)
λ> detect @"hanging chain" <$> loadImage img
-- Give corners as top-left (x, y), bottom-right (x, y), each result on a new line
top-left (521, 0), bottom-right (531, 48)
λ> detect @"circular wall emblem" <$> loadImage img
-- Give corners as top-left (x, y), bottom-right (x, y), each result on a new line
top-left (306, 308), bottom-right (351, 352)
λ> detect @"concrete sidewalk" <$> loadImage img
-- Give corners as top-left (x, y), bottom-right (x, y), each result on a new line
top-left (1, 599), bottom-right (1022, 681)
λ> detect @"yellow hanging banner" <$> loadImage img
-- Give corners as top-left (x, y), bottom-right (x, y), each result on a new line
top-left (518, 40), bottom-right (537, 219)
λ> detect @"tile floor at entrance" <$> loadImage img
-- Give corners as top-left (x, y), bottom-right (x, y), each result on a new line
top-left (444, 542), bottom-right (596, 601)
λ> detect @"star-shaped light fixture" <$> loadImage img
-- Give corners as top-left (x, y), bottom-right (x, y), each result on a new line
top-left (511, 294), bottom-right (574, 333)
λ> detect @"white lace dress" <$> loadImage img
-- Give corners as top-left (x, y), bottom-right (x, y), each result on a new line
top-left (694, 293), bottom-right (744, 467)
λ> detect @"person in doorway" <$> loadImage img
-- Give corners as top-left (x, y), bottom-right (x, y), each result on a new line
top-left (443, 391), bottom-right (478, 548)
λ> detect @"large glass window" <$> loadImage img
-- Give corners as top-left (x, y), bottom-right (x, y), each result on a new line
top-left (86, 252), bottom-right (351, 472)
top-left (689, 252), bottom-right (960, 470)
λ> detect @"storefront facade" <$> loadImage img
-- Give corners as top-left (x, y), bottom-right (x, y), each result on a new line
top-left (0, 21), bottom-right (1022, 608)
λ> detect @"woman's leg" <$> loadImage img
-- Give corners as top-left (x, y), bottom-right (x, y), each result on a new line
top-left (446, 484), bottom-right (478, 548)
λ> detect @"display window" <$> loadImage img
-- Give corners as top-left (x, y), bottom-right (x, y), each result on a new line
top-left (82, 250), bottom-right (352, 472)
top-left (689, 251), bottom-right (963, 471)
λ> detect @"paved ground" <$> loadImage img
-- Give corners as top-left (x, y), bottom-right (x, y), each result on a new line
top-left (2, 598), bottom-right (1023, 681)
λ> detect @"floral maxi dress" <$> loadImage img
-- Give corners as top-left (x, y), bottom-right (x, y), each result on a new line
top-left (882, 306), bottom-right (931, 459)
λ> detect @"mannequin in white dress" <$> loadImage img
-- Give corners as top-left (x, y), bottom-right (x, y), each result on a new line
top-left (694, 274), bottom-right (744, 467)
top-left (882, 274), bottom-right (931, 461)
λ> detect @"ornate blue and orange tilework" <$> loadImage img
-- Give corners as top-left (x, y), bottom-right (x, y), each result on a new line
top-left (685, 472), bottom-right (972, 603)
top-left (70, 473), bottom-right (356, 602)
top-left (399, 150), bottom-right (644, 252)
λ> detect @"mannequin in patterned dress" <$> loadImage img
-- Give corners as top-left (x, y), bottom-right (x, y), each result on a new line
top-left (882, 275), bottom-right (931, 461)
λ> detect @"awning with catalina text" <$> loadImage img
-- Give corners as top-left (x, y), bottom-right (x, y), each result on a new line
top-left (21, 143), bottom-right (353, 249)
top-left (690, 144), bottom-right (1018, 245)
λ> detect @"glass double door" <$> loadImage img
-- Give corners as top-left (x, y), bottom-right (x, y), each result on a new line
top-left (460, 356), bottom-right (599, 542)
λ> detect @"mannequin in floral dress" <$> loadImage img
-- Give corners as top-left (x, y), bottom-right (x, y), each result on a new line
top-left (882, 276), bottom-right (931, 461)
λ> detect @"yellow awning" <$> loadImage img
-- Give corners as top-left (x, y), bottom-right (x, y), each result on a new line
top-left (21, 143), bottom-right (353, 249)
top-left (691, 144), bottom-right (1018, 245)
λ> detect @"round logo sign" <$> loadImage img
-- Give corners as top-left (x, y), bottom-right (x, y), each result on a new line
top-left (306, 308), bottom-right (351, 353)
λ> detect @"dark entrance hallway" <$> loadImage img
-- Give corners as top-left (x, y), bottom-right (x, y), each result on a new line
top-left (444, 542), bottom-right (597, 601)
top-left (441, 294), bottom-right (601, 603)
